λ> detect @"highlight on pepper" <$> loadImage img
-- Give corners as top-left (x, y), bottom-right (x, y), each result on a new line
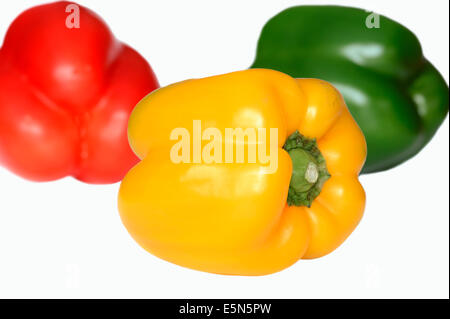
top-left (118, 69), bottom-right (367, 276)
top-left (0, 1), bottom-right (159, 183)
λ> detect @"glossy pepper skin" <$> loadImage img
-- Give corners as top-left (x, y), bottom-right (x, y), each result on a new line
top-left (251, 6), bottom-right (449, 173)
top-left (0, 1), bottom-right (159, 183)
top-left (118, 69), bottom-right (366, 276)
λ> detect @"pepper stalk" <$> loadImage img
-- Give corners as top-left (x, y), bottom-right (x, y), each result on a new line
top-left (283, 131), bottom-right (330, 207)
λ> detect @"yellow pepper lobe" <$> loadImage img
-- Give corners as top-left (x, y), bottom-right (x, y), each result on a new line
top-left (118, 70), bottom-right (367, 276)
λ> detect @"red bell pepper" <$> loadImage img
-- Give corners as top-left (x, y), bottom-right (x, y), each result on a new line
top-left (0, 1), bottom-right (159, 183)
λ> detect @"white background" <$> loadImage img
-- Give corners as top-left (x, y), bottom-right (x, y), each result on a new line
top-left (0, 0), bottom-right (448, 299)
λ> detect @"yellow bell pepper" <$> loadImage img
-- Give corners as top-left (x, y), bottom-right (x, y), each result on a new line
top-left (118, 69), bottom-right (366, 276)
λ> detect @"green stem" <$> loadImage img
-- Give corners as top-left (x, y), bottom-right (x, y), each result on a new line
top-left (283, 131), bottom-right (330, 207)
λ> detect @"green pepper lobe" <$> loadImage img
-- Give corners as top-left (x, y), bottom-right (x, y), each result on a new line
top-left (251, 5), bottom-right (449, 173)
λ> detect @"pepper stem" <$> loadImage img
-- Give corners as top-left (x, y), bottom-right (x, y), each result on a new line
top-left (283, 131), bottom-right (330, 207)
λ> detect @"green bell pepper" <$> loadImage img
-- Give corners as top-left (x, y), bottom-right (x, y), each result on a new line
top-left (251, 5), bottom-right (449, 173)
